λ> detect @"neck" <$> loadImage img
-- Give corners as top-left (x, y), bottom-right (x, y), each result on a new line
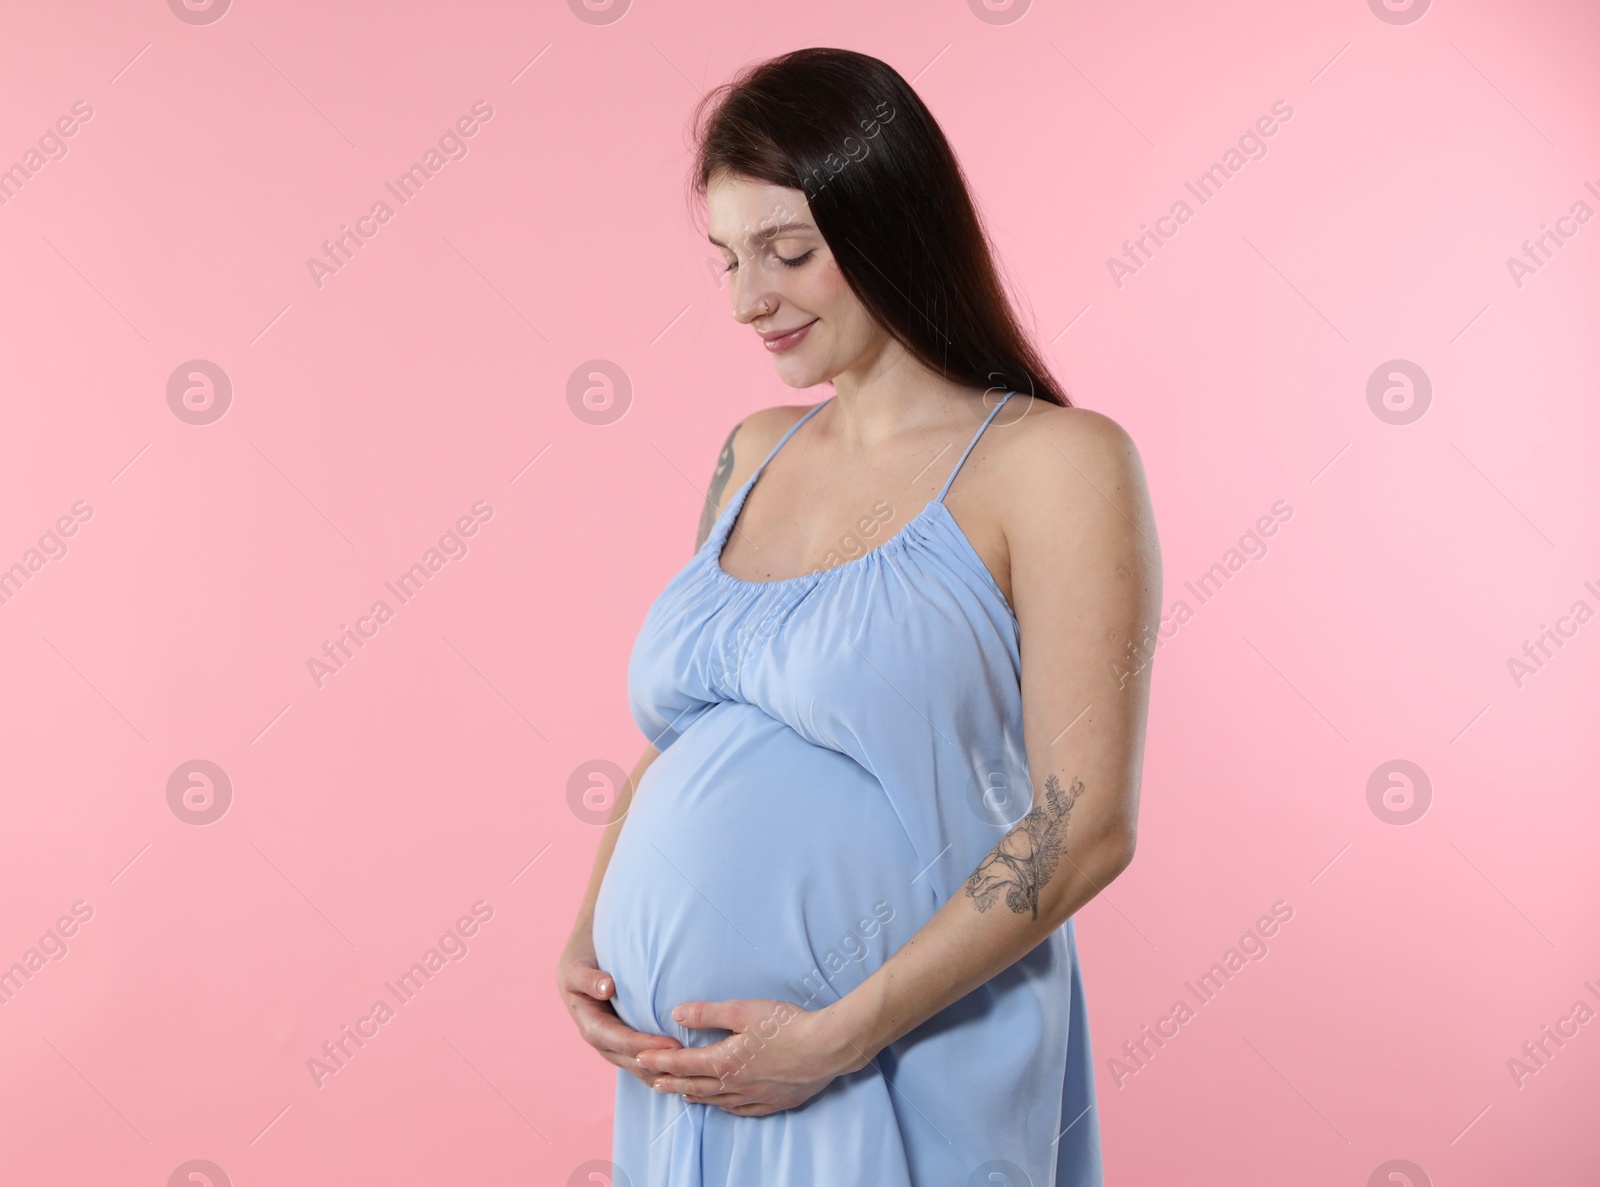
top-left (822, 363), bottom-right (977, 451)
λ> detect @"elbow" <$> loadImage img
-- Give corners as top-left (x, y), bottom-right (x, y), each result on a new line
top-left (1042, 828), bottom-right (1135, 929)
top-left (1115, 829), bottom-right (1137, 875)
top-left (1098, 826), bottom-right (1137, 881)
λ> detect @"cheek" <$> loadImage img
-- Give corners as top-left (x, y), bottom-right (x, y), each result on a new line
top-left (807, 263), bottom-right (852, 310)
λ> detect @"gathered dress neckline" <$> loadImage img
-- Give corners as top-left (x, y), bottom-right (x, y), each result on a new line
top-left (704, 392), bottom-right (1019, 624)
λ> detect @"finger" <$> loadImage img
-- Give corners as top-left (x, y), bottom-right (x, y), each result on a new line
top-left (634, 1070), bottom-right (670, 1090)
top-left (636, 1043), bottom-right (729, 1078)
top-left (683, 1094), bottom-right (746, 1107)
top-left (670, 999), bottom-right (747, 1032)
top-left (556, 958), bottom-right (597, 992)
top-left (683, 1093), bottom-right (767, 1114)
top-left (560, 963), bottom-right (616, 1001)
top-left (620, 1061), bottom-right (669, 1090)
top-left (652, 1074), bottom-right (729, 1097)
top-left (574, 1002), bottom-right (650, 1050)
top-left (574, 1001), bottom-right (685, 1057)
top-left (601, 1048), bottom-right (682, 1088)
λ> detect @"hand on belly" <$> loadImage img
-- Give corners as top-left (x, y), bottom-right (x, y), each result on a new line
top-left (592, 702), bottom-right (930, 1076)
top-left (633, 995), bottom-right (868, 1116)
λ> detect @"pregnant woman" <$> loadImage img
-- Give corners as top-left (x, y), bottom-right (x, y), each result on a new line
top-left (557, 48), bottom-right (1160, 1186)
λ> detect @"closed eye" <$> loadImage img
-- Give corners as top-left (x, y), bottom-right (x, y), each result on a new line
top-left (722, 250), bottom-right (815, 273)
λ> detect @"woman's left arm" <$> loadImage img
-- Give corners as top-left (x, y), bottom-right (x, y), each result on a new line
top-left (639, 409), bottom-right (1162, 1115)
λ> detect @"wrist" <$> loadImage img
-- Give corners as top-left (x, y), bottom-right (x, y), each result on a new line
top-left (562, 921), bottom-right (596, 960)
top-left (818, 982), bottom-right (888, 1075)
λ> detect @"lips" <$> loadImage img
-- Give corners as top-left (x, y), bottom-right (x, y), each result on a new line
top-left (761, 318), bottom-right (817, 352)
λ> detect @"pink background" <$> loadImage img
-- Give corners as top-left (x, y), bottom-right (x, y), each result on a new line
top-left (2, 1), bottom-right (1597, 1184)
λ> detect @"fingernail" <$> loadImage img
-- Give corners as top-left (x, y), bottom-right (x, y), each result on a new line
top-left (598, 978), bottom-right (611, 994)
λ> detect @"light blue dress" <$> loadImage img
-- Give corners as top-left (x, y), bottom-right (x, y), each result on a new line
top-left (593, 392), bottom-right (1103, 1186)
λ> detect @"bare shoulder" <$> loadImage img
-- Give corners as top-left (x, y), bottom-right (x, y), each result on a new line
top-left (998, 400), bottom-right (1143, 472)
top-left (989, 400), bottom-right (1157, 558)
top-left (987, 400), bottom-right (1161, 627)
top-left (693, 401), bottom-right (819, 550)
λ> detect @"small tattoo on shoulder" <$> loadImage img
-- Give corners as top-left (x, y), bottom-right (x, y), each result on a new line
top-left (695, 425), bottom-right (740, 550)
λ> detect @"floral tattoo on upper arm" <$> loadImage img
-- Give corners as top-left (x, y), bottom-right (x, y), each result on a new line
top-left (964, 773), bottom-right (1086, 920)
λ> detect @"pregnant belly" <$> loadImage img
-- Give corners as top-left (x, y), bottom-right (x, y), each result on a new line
top-left (592, 700), bottom-right (932, 1041)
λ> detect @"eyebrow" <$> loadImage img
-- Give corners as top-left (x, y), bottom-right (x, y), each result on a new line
top-left (707, 221), bottom-right (817, 249)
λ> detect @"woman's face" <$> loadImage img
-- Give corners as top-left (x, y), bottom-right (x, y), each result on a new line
top-left (706, 172), bottom-right (883, 388)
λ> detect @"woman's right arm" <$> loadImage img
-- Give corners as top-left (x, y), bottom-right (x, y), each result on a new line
top-left (556, 742), bottom-right (684, 1087)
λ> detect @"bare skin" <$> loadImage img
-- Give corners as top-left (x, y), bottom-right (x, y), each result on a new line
top-left (563, 172), bottom-right (1161, 1116)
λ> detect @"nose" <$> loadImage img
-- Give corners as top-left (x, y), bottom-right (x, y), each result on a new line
top-left (730, 275), bottom-right (774, 325)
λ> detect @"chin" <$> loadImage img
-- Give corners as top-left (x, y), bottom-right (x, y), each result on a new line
top-left (772, 358), bottom-right (828, 388)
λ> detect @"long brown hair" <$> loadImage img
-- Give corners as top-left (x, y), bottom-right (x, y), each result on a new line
top-left (686, 47), bottom-right (1071, 408)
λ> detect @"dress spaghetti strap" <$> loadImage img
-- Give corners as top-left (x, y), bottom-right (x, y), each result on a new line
top-left (745, 389), bottom-right (1013, 506)
top-left (935, 391), bottom-right (1014, 503)
top-left (746, 396), bottom-right (835, 486)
